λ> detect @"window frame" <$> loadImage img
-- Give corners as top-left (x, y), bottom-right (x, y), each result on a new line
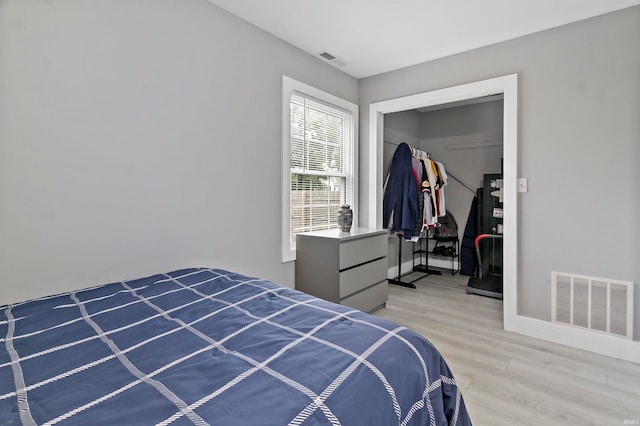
top-left (281, 76), bottom-right (358, 262)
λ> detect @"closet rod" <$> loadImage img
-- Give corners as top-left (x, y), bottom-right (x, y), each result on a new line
top-left (384, 140), bottom-right (429, 158)
top-left (447, 172), bottom-right (476, 195)
top-left (385, 141), bottom-right (476, 195)
top-left (385, 140), bottom-right (417, 148)
top-left (383, 141), bottom-right (431, 158)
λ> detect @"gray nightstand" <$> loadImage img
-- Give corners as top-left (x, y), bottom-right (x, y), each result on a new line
top-left (295, 228), bottom-right (388, 313)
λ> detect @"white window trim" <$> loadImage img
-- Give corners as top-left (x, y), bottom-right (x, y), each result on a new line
top-left (282, 76), bottom-right (358, 262)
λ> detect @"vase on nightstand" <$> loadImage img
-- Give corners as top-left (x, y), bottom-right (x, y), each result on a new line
top-left (337, 204), bottom-right (353, 232)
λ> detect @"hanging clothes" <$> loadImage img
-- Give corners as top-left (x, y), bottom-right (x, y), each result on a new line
top-left (383, 143), bottom-right (419, 240)
top-left (411, 157), bottom-right (425, 238)
top-left (420, 159), bottom-right (434, 229)
top-left (435, 161), bottom-right (448, 217)
top-left (383, 142), bottom-right (449, 239)
top-left (423, 159), bottom-right (439, 220)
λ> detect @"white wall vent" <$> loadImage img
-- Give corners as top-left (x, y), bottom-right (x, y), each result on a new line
top-left (551, 271), bottom-right (634, 340)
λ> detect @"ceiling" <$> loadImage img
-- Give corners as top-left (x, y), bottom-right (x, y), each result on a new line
top-left (207, 0), bottom-right (640, 79)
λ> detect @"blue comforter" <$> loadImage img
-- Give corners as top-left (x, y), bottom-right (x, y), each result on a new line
top-left (1, 268), bottom-right (471, 425)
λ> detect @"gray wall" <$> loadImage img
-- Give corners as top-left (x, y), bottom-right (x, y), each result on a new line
top-left (0, 0), bottom-right (358, 304)
top-left (359, 6), bottom-right (640, 335)
top-left (418, 101), bottom-right (504, 239)
top-left (383, 110), bottom-right (422, 180)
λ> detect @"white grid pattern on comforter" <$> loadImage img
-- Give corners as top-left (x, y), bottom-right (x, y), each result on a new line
top-left (1, 268), bottom-right (470, 425)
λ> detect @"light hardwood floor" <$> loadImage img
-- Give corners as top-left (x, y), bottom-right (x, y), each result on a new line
top-left (373, 271), bottom-right (640, 426)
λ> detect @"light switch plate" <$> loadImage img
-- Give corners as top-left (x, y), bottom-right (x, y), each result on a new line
top-left (518, 178), bottom-right (528, 192)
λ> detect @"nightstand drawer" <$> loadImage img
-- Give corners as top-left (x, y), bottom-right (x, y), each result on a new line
top-left (339, 234), bottom-right (386, 270)
top-left (340, 281), bottom-right (387, 313)
top-left (339, 257), bottom-right (387, 299)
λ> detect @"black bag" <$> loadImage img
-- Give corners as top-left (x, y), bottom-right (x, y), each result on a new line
top-left (435, 210), bottom-right (458, 239)
top-left (460, 196), bottom-right (479, 276)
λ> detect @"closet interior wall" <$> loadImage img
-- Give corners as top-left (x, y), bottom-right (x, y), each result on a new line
top-left (382, 99), bottom-right (504, 277)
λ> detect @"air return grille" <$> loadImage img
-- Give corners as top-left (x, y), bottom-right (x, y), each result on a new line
top-left (551, 272), bottom-right (634, 340)
top-left (319, 51), bottom-right (336, 61)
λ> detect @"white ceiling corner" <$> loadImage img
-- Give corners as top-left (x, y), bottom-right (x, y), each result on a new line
top-left (206, 0), bottom-right (640, 79)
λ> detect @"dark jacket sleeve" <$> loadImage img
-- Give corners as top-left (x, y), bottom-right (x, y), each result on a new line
top-left (400, 175), bottom-right (418, 239)
top-left (383, 143), bottom-right (418, 240)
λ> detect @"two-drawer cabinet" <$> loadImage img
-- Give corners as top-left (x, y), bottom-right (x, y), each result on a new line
top-left (295, 228), bottom-right (388, 313)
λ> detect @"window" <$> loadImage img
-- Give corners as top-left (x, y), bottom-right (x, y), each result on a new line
top-left (282, 77), bottom-right (358, 262)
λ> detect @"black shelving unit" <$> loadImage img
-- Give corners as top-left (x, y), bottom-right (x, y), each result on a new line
top-left (414, 236), bottom-right (459, 275)
top-left (413, 236), bottom-right (443, 276)
top-left (431, 236), bottom-right (460, 275)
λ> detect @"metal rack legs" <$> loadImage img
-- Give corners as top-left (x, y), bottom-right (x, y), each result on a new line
top-left (388, 235), bottom-right (433, 289)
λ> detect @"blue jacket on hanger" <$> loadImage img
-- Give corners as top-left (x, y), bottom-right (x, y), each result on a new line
top-left (383, 142), bottom-right (419, 240)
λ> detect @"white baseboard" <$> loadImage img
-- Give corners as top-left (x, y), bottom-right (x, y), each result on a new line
top-left (505, 314), bottom-right (640, 364)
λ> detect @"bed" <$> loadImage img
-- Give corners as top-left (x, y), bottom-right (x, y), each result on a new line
top-left (1, 267), bottom-right (471, 425)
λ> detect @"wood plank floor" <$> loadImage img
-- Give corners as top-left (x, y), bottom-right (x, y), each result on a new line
top-left (373, 271), bottom-right (640, 426)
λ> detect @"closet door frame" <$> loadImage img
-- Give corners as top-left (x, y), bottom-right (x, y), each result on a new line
top-left (368, 74), bottom-right (640, 363)
top-left (368, 74), bottom-right (518, 331)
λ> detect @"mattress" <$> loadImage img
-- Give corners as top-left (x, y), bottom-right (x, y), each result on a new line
top-left (1, 268), bottom-right (471, 425)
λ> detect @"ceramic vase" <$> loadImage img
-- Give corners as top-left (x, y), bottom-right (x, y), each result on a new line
top-left (337, 204), bottom-right (353, 232)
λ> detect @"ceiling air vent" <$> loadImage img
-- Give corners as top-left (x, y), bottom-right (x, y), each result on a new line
top-left (319, 51), bottom-right (336, 61)
top-left (318, 51), bottom-right (346, 67)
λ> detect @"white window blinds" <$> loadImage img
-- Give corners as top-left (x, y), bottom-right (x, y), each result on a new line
top-left (289, 91), bottom-right (353, 247)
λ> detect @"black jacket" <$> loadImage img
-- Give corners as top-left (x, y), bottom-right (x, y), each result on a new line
top-left (383, 143), bottom-right (419, 239)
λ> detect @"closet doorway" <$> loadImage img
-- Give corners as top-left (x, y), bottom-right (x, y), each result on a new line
top-left (368, 74), bottom-right (518, 329)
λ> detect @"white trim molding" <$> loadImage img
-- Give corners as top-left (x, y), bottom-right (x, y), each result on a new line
top-left (368, 73), bottom-right (518, 329)
top-left (508, 315), bottom-right (639, 363)
top-left (281, 76), bottom-right (358, 263)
